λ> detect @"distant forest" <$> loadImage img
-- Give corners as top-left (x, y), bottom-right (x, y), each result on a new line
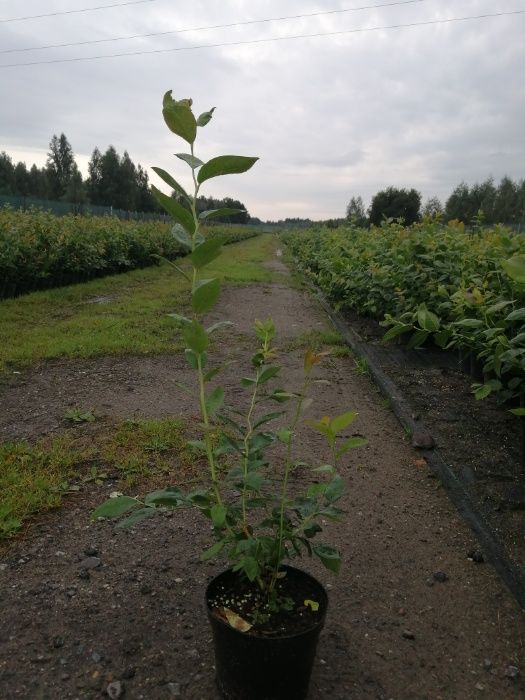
top-left (346, 177), bottom-right (525, 228)
top-left (0, 133), bottom-right (250, 222)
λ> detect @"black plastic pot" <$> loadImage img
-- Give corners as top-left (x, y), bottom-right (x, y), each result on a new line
top-left (206, 566), bottom-right (328, 700)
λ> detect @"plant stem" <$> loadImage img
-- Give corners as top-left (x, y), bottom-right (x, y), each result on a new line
top-left (197, 356), bottom-right (218, 484)
top-left (240, 330), bottom-right (272, 528)
top-left (188, 144), bottom-right (232, 535)
top-left (241, 372), bottom-right (260, 527)
top-left (269, 373), bottom-right (311, 592)
top-left (190, 142), bottom-right (200, 292)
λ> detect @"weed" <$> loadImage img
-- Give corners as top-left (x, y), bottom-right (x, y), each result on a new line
top-left (0, 437), bottom-right (79, 539)
top-left (82, 466), bottom-right (109, 485)
top-left (0, 416), bottom-right (198, 540)
top-left (65, 408), bottom-right (96, 424)
top-left (353, 356), bottom-right (370, 376)
top-left (143, 437), bottom-right (171, 452)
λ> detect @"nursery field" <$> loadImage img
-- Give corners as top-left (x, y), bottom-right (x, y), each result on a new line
top-left (0, 206), bottom-right (260, 298)
top-left (286, 221), bottom-right (525, 408)
top-left (0, 234), bottom-right (524, 699)
top-left (286, 221), bottom-right (525, 591)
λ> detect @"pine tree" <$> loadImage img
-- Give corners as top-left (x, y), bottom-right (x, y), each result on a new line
top-left (46, 133), bottom-right (76, 199)
top-left (0, 152), bottom-right (15, 194)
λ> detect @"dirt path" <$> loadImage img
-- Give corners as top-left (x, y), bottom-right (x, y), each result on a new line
top-left (1, 245), bottom-right (524, 699)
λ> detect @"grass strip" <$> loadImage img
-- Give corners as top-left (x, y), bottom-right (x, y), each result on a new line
top-left (0, 417), bottom-right (201, 541)
top-left (0, 234), bottom-right (277, 373)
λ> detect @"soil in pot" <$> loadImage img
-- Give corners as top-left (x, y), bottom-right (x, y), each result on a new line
top-left (206, 566), bottom-right (328, 700)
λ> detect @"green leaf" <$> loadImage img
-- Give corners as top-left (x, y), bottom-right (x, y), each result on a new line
top-left (184, 349), bottom-right (199, 369)
top-left (168, 313), bottom-right (191, 325)
top-left (207, 321), bottom-right (233, 334)
top-left (197, 108), bottom-right (215, 127)
top-left (486, 300), bottom-right (513, 315)
top-left (253, 411), bottom-right (285, 429)
top-left (242, 557), bottom-right (259, 582)
top-left (304, 523), bottom-right (322, 538)
top-left (162, 91), bottom-right (197, 144)
top-left (184, 320), bottom-right (208, 353)
top-left (312, 464), bottom-right (335, 474)
top-left (434, 329), bottom-right (452, 349)
top-left (244, 472), bottom-right (264, 491)
top-left (453, 318), bottom-right (484, 329)
top-left (175, 152), bottom-right (204, 169)
top-left (151, 185), bottom-right (195, 234)
top-left (319, 505), bottom-right (344, 520)
top-left (217, 414), bottom-right (244, 435)
top-left (258, 366), bottom-right (280, 384)
top-left (241, 377), bottom-right (257, 387)
top-left (383, 324), bottom-right (412, 342)
top-left (277, 429), bottom-right (292, 445)
top-left (249, 432), bottom-right (275, 452)
top-left (406, 329), bottom-right (429, 350)
top-left (325, 474), bottom-right (345, 503)
top-left (330, 410), bottom-right (358, 434)
top-left (206, 387), bottom-right (225, 416)
top-left (304, 599), bottom-right (319, 612)
top-left (171, 224), bottom-right (192, 250)
top-left (192, 278), bottom-right (221, 314)
top-left (201, 539), bottom-right (226, 561)
top-left (502, 255), bottom-right (525, 284)
top-left (269, 390), bottom-right (293, 403)
top-left (220, 434), bottom-right (244, 452)
top-left (417, 305), bottom-right (440, 332)
top-left (336, 436), bottom-right (367, 457)
top-left (506, 308), bottom-right (525, 322)
top-left (203, 367), bottom-right (221, 383)
top-left (91, 496), bottom-right (138, 520)
top-left (307, 417), bottom-right (333, 443)
top-left (510, 408), bottom-right (525, 417)
top-left (198, 155), bottom-right (259, 184)
top-left (296, 537), bottom-right (312, 556)
top-left (307, 483), bottom-right (326, 498)
top-left (151, 166), bottom-right (191, 203)
top-left (199, 207), bottom-right (245, 222)
top-left (116, 507), bottom-right (157, 529)
top-left (144, 488), bottom-right (186, 507)
top-left (189, 491), bottom-right (211, 508)
top-left (191, 238), bottom-right (223, 269)
top-left (313, 543), bottom-right (342, 573)
top-left (474, 384), bottom-right (492, 400)
top-left (210, 504), bottom-right (227, 528)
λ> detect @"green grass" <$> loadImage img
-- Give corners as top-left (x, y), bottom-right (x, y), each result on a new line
top-left (0, 234), bottom-right (277, 373)
top-left (353, 356), bottom-right (370, 376)
top-left (284, 329), bottom-right (352, 357)
top-left (0, 437), bottom-right (79, 539)
top-left (0, 417), bottom-right (200, 541)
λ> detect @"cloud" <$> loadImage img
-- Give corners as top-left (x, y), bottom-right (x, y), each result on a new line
top-left (1, 0), bottom-right (523, 218)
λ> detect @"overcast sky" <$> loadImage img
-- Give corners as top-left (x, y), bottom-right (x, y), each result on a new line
top-left (1, 0), bottom-right (524, 220)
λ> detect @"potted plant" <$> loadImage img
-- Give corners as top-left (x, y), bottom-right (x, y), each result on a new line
top-left (92, 91), bottom-right (367, 700)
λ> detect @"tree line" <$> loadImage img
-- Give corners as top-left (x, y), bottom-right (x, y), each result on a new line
top-left (0, 134), bottom-right (250, 221)
top-left (0, 134), bottom-right (160, 213)
top-left (347, 176), bottom-right (525, 228)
